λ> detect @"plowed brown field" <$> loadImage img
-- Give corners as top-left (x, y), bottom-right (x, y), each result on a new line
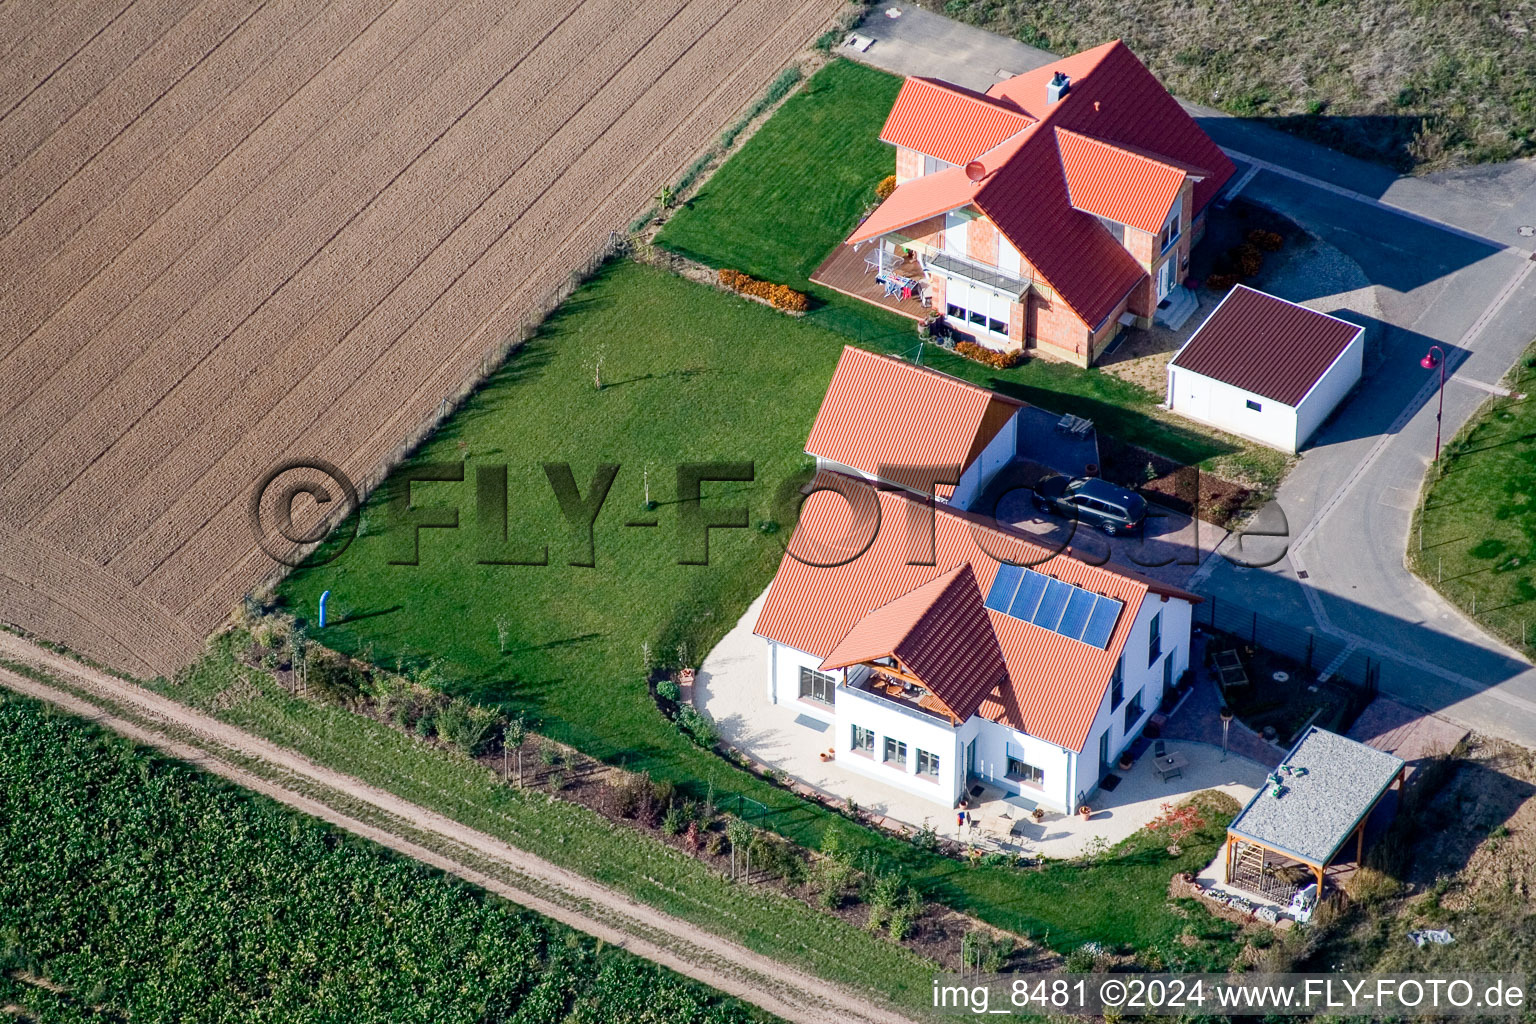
top-left (0, 0), bottom-right (838, 676)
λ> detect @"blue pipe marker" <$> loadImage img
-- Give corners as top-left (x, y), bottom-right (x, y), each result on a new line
top-left (319, 590), bottom-right (330, 628)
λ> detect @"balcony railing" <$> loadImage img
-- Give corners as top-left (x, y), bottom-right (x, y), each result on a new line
top-left (923, 250), bottom-right (1031, 298)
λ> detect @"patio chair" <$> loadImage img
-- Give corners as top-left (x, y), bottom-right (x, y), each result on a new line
top-left (1153, 739), bottom-right (1167, 759)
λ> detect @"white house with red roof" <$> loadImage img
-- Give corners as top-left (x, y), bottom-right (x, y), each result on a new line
top-left (752, 350), bottom-right (1199, 813)
top-left (823, 41), bottom-right (1234, 368)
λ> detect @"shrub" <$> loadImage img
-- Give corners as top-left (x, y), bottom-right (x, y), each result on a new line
top-left (1245, 228), bottom-right (1284, 252)
top-left (1205, 273), bottom-right (1239, 292)
top-left (749, 832), bottom-right (805, 884)
top-left (705, 831), bottom-right (726, 856)
top-left (1230, 243), bottom-right (1265, 278)
top-left (909, 821), bottom-right (940, 852)
top-left (655, 678), bottom-right (682, 703)
top-left (661, 804), bottom-right (687, 835)
top-left (954, 339), bottom-right (1024, 369)
top-left (716, 268), bottom-right (809, 312)
top-left (875, 174), bottom-right (897, 201)
top-left (435, 701), bottom-right (501, 756)
top-left (683, 820), bottom-right (702, 852)
top-left (675, 705), bottom-right (719, 749)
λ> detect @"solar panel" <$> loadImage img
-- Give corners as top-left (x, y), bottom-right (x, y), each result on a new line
top-left (1031, 578), bottom-right (1072, 631)
top-left (1008, 569), bottom-right (1049, 621)
top-left (984, 563), bottom-right (1024, 612)
top-left (1081, 595), bottom-right (1124, 649)
top-left (1057, 587), bottom-right (1098, 641)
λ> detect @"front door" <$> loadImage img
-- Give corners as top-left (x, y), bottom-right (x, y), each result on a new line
top-left (965, 737), bottom-right (977, 778)
top-left (1157, 257), bottom-right (1177, 301)
top-left (1099, 730), bottom-right (1112, 777)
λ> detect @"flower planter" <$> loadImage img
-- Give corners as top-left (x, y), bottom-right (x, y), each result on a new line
top-left (1078, 804), bottom-right (1092, 821)
top-left (1031, 808), bottom-right (1046, 823)
top-left (1118, 755), bottom-right (1134, 771)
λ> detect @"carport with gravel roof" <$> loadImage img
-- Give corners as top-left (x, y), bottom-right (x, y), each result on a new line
top-left (1223, 726), bottom-right (1405, 901)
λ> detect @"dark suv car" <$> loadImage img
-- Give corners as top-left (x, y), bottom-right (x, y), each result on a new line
top-left (1033, 474), bottom-right (1146, 535)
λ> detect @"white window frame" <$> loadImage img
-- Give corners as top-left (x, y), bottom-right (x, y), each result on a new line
top-left (916, 748), bottom-right (940, 778)
top-left (1158, 196), bottom-right (1183, 254)
top-left (883, 737), bottom-right (908, 769)
top-left (944, 210), bottom-right (968, 256)
top-left (798, 667), bottom-right (835, 705)
top-left (851, 724), bottom-right (874, 754)
top-left (944, 279), bottom-right (1012, 343)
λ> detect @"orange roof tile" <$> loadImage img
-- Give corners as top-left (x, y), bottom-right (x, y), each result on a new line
top-left (847, 41), bottom-right (1236, 331)
top-left (754, 472), bottom-right (1196, 752)
top-left (879, 77), bottom-right (1035, 167)
top-left (803, 347), bottom-right (1021, 496)
top-left (987, 41), bottom-right (1235, 213)
top-left (1056, 128), bottom-right (1188, 233)
top-left (820, 564), bottom-right (1009, 724)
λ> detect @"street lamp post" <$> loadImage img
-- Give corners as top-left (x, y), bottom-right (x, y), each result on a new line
top-left (1421, 345), bottom-right (1446, 463)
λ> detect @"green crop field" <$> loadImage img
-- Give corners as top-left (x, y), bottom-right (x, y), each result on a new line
top-left (0, 692), bottom-right (776, 1024)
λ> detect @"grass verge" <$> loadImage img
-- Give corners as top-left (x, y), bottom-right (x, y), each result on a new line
top-left (1409, 344), bottom-right (1536, 658)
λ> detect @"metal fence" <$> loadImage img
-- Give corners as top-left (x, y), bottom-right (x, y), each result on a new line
top-left (1194, 593), bottom-right (1380, 726)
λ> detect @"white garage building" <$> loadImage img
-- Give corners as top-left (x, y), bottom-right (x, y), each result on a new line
top-left (1166, 285), bottom-right (1365, 453)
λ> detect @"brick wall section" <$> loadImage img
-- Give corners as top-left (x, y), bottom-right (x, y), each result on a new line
top-left (966, 215), bottom-right (998, 265)
top-left (895, 146), bottom-right (922, 185)
top-left (929, 274), bottom-right (946, 314)
top-left (903, 213), bottom-right (946, 251)
top-left (1008, 296), bottom-right (1024, 346)
top-left (1026, 291), bottom-right (1093, 367)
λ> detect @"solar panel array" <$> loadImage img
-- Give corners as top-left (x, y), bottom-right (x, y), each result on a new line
top-left (983, 563), bottom-right (1123, 649)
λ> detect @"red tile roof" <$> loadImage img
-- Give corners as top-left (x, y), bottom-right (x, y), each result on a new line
top-left (820, 564), bottom-right (1009, 724)
top-left (803, 346), bottom-right (1022, 495)
top-left (879, 77), bottom-right (1035, 167)
top-left (1169, 285), bottom-right (1365, 406)
top-left (755, 471), bottom-right (1197, 752)
top-left (849, 40), bottom-right (1236, 330)
top-left (1056, 128), bottom-right (1188, 234)
top-left (987, 41), bottom-right (1235, 214)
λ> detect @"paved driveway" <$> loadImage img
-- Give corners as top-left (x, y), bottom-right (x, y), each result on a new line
top-left (843, 6), bottom-right (1536, 746)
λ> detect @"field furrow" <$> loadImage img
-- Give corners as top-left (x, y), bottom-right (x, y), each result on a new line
top-left (0, 0), bottom-right (838, 673)
top-left (0, 0), bottom-right (202, 173)
top-left (0, 0), bottom-right (434, 363)
top-left (0, 0), bottom-right (503, 483)
top-left (0, 0), bottom-right (316, 243)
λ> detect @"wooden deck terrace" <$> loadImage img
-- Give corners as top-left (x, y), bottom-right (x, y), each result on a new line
top-left (810, 242), bottom-right (930, 321)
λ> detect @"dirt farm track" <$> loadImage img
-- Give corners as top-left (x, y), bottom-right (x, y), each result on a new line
top-left (0, 0), bottom-right (838, 676)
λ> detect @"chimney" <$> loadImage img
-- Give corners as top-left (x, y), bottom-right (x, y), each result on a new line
top-left (1047, 71), bottom-right (1070, 105)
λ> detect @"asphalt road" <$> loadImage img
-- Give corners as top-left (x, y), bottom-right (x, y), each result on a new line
top-left (846, 6), bottom-right (1536, 745)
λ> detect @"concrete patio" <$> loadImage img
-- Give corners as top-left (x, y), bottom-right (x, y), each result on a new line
top-left (698, 589), bottom-right (1272, 859)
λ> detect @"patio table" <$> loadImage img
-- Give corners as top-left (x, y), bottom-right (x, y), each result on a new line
top-left (1154, 753), bottom-right (1188, 782)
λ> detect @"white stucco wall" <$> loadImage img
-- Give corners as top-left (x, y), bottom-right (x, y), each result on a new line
top-left (1166, 364), bottom-right (1300, 452)
top-left (760, 591), bottom-right (1196, 812)
top-left (1072, 593), bottom-right (1194, 807)
top-left (834, 683), bottom-right (963, 806)
top-left (765, 640), bottom-right (837, 724)
top-left (1293, 328), bottom-right (1364, 449)
top-left (948, 409), bottom-right (1020, 511)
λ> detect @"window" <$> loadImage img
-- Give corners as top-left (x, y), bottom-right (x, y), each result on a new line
top-left (1158, 196), bottom-right (1183, 254)
top-left (1123, 690), bottom-right (1143, 735)
top-left (851, 725), bottom-right (874, 755)
top-left (1095, 215), bottom-right (1126, 245)
top-left (1163, 653), bottom-right (1175, 693)
top-left (799, 667), bottom-right (835, 705)
top-left (944, 210), bottom-right (968, 256)
top-left (916, 748), bottom-right (940, 778)
top-left (1148, 611), bottom-right (1162, 666)
top-left (945, 279), bottom-right (1011, 338)
top-left (884, 737), bottom-right (908, 768)
top-left (1109, 659), bottom-right (1124, 709)
top-left (1006, 757), bottom-right (1044, 786)
top-left (924, 154), bottom-right (956, 176)
top-left (1246, 399), bottom-right (1262, 412)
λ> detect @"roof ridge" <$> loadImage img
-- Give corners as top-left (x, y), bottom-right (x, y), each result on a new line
top-left (839, 346), bottom-right (1026, 405)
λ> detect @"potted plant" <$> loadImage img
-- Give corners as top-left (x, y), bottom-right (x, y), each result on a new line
top-left (1078, 804), bottom-right (1092, 821)
top-left (1118, 751), bottom-right (1134, 771)
top-left (1031, 807), bottom-right (1045, 823)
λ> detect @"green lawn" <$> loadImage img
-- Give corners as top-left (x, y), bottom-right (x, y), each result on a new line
top-left (274, 259), bottom-right (1240, 957)
top-left (1410, 347), bottom-right (1536, 657)
top-left (654, 59), bottom-right (1282, 483)
top-left (658, 59), bottom-right (903, 287)
top-left (0, 691), bottom-right (777, 1024)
